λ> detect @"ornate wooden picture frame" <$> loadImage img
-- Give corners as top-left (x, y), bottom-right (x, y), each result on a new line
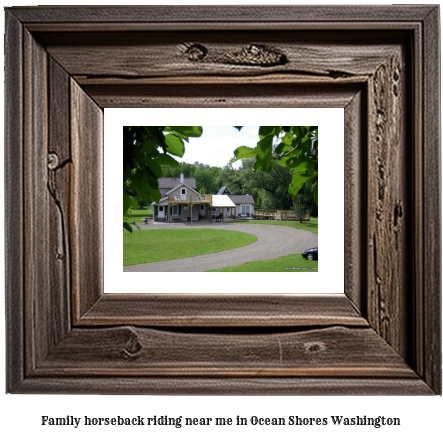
top-left (5, 6), bottom-right (441, 394)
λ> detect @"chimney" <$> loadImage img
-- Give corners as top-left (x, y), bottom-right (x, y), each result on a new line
top-left (180, 173), bottom-right (184, 184)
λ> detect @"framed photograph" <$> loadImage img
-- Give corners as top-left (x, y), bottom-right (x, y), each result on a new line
top-left (113, 109), bottom-right (340, 290)
top-left (5, 5), bottom-right (440, 394)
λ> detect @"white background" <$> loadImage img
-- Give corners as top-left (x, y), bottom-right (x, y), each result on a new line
top-left (107, 108), bottom-right (343, 293)
top-left (1, 1), bottom-right (442, 437)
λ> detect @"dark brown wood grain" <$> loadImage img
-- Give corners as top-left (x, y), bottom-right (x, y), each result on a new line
top-left (48, 58), bottom-right (72, 346)
top-left (5, 10), bottom-right (24, 393)
top-left (70, 80), bottom-right (104, 321)
top-left (8, 5), bottom-right (437, 24)
top-left (83, 82), bottom-right (362, 109)
top-left (344, 89), bottom-right (366, 314)
top-left (4, 5), bottom-right (441, 395)
top-left (79, 294), bottom-right (367, 327)
top-left (36, 326), bottom-right (416, 378)
top-left (23, 28), bottom-right (50, 371)
top-left (422, 7), bottom-right (441, 393)
top-left (12, 376), bottom-right (434, 396)
top-left (366, 50), bottom-right (409, 357)
top-left (39, 31), bottom-right (401, 79)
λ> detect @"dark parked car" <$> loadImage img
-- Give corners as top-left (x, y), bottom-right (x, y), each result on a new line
top-left (302, 247), bottom-right (318, 261)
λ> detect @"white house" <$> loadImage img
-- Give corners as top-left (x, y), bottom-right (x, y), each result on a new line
top-left (217, 187), bottom-right (256, 217)
top-left (152, 175), bottom-right (236, 223)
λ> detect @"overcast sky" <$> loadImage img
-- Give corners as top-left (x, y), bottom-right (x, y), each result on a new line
top-left (181, 126), bottom-right (259, 169)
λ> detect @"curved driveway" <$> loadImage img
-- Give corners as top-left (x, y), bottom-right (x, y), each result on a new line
top-left (124, 222), bottom-right (318, 272)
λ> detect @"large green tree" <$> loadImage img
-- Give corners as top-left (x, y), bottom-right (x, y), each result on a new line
top-left (216, 159), bottom-right (291, 209)
top-left (292, 181), bottom-right (318, 221)
top-left (232, 126), bottom-right (318, 204)
top-left (123, 126), bottom-right (203, 231)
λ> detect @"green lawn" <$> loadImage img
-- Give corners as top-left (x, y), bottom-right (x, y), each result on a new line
top-left (208, 253), bottom-right (318, 272)
top-left (232, 217), bottom-right (318, 234)
top-left (123, 229), bottom-right (258, 266)
top-left (127, 208), bottom-right (153, 224)
top-left (209, 218), bottom-right (318, 272)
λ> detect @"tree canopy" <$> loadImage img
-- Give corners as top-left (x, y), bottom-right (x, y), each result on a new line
top-left (231, 126), bottom-right (318, 205)
top-left (123, 126), bottom-right (203, 231)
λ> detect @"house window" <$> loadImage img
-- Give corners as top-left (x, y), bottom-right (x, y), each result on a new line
top-left (200, 205), bottom-right (204, 210)
top-left (180, 187), bottom-right (187, 200)
top-left (159, 206), bottom-right (163, 212)
top-left (172, 205), bottom-right (179, 215)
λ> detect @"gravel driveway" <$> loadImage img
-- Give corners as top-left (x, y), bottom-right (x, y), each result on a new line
top-left (124, 222), bottom-right (318, 272)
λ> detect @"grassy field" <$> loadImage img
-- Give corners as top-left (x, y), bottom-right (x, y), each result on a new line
top-left (232, 217), bottom-right (318, 235)
top-left (208, 253), bottom-right (318, 272)
top-left (127, 208), bottom-right (153, 224)
top-left (208, 218), bottom-right (318, 272)
top-left (123, 228), bottom-right (258, 266)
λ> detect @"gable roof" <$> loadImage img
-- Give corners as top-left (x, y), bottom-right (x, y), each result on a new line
top-left (158, 177), bottom-right (196, 189)
top-left (228, 194), bottom-right (255, 205)
top-left (165, 182), bottom-right (199, 196)
top-left (217, 187), bottom-right (231, 195)
top-left (152, 182), bottom-right (200, 205)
